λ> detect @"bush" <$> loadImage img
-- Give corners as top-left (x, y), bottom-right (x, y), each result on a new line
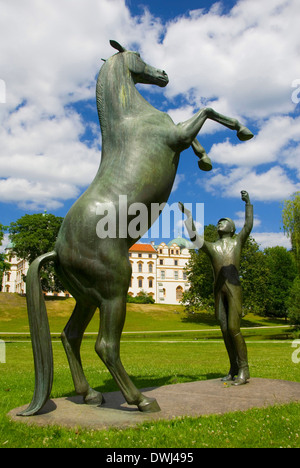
top-left (127, 290), bottom-right (154, 304)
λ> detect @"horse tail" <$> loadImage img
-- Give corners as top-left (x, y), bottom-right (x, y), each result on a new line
top-left (18, 251), bottom-right (58, 416)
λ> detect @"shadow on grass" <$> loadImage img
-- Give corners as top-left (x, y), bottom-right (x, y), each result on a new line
top-left (181, 310), bottom-right (289, 330)
top-left (62, 372), bottom-right (224, 401)
top-left (181, 311), bottom-right (217, 326)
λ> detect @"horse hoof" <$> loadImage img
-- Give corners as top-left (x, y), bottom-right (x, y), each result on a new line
top-left (138, 397), bottom-right (161, 413)
top-left (237, 126), bottom-right (254, 141)
top-left (198, 156), bottom-right (212, 172)
top-left (84, 389), bottom-right (105, 406)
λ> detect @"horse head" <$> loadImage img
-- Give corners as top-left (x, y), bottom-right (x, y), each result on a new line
top-left (110, 40), bottom-right (169, 88)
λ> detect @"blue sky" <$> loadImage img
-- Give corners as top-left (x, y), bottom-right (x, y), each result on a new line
top-left (1, 0), bottom-right (300, 251)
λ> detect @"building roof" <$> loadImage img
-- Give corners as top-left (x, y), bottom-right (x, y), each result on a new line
top-left (167, 236), bottom-right (194, 250)
top-left (129, 243), bottom-right (157, 253)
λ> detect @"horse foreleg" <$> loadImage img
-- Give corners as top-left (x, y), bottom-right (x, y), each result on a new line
top-left (61, 301), bottom-right (104, 405)
top-left (95, 295), bottom-right (161, 413)
top-left (191, 139), bottom-right (212, 171)
top-left (177, 107), bottom-right (253, 146)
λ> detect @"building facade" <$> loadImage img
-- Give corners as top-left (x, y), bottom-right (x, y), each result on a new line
top-left (1, 243), bottom-right (28, 295)
top-left (128, 238), bottom-right (192, 304)
top-left (2, 237), bottom-right (192, 304)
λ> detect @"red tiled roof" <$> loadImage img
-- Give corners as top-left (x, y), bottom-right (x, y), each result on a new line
top-left (129, 243), bottom-right (156, 253)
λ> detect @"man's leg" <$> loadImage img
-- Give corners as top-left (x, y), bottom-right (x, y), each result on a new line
top-left (217, 292), bottom-right (239, 381)
top-left (227, 288), bottom-right (250, 385)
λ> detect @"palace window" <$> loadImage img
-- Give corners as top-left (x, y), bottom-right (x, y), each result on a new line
top-left (138, 277), bottom-right (143, 288)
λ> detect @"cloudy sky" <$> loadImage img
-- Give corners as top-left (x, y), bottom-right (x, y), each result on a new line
top-left (0, 0), bottom-right (299, 250)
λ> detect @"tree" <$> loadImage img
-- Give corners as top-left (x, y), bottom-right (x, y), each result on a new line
top-left (263, 246), bottom-right (297, 318)
top-left (287, 276), bottom-right (300, 329)
top-left (0, 223), bottom-right (4, 246)
top-left (282, 192), bottom-right (300, 273)
top-left (8, 213), bottom-right (64, 292)
top-left (239, 236), bottom-right (270, 315)
top-left (0, 223), bottom-right (10, 292)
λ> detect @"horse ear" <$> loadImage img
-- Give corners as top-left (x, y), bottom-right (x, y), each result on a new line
top-left (110, 40), bottom-right (126, 53)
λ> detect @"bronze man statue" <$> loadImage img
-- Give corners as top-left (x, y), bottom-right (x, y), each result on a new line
top-left (179, 191), bottom-right (253, 385)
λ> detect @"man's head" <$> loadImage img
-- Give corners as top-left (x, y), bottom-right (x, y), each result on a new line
top-left (217, 217), bottom-right (236, 237)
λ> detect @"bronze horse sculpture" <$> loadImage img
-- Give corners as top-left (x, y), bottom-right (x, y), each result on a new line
top-left (20, 40), bottom-right (253, 416)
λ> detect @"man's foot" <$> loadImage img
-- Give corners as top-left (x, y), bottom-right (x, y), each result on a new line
top-left (232, 367), bottom-right (250, 386)
top-left (221, 367), bottom-right (238, 382)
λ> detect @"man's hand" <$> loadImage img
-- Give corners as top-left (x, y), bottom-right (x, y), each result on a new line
top-left (241, 190), bottom-right (250, 204)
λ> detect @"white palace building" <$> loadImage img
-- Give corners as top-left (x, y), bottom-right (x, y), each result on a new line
top-left (2, 237), bottom-right (192, 305)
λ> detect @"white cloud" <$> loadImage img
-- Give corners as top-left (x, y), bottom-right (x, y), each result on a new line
top-left (0, 178), bottom-right (79, 210)
top-left (0, 0), bottom-right (299, 212)
top-left (0, 233), bottom-right (9, 253)
top-left (234, 210), bottom-right (261, 229)
top-left (0, 0), bottom-right (137, 209)
top-left (150, 0), bottom-right (300, 120)
top-left (171, 174), bottom-right (185, 192)
top-left (252, 232), bottom-right (292, 250)
top-left (202, 165), bottom-right (300, 201)
top-left (208, 115), bottom-right (300, 168)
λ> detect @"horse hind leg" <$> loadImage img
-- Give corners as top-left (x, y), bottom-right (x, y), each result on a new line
top-left (95, 295), bottom-right (161, 413)
top-left (61, 301), bottom-right (104, 405)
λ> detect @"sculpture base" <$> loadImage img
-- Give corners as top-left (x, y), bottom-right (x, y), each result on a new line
top-left (8, 378), bottom-right (300, 431)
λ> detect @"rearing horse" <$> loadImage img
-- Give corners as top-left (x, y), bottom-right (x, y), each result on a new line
top-left (20, 40), bottom-right (253, 416)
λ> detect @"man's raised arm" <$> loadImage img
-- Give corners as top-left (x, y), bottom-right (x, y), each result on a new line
top-left (178, 202), bottom-right (204, 250)
top-left (239, 191), bottom-right (253, 245)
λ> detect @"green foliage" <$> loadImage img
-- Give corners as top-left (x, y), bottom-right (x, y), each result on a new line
top-left (9, 213), bottom-right (63, 263)
top-left (282, 191), bottom-right (300, 273)
top-left (239, 236), bottom-right (269, 315)
top-left (0, 223), bottom-right (9, 292)
top-left (263, 247), bottom-right (297, 318)
top-left (0, 223), bottom-right (4, 246)
top-left (127, 290), bottom-right (155, 304)
top-left (8, 213), bottom-right (64, 292)
top-left (287, 276), bottom-right (300, 328)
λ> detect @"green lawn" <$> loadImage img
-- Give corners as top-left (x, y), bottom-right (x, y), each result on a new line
top-left (0, 293), bottom-right (299, 448)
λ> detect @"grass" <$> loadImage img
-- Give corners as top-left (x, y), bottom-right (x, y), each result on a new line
top-left (0, 292), bottom-right (299, 448)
